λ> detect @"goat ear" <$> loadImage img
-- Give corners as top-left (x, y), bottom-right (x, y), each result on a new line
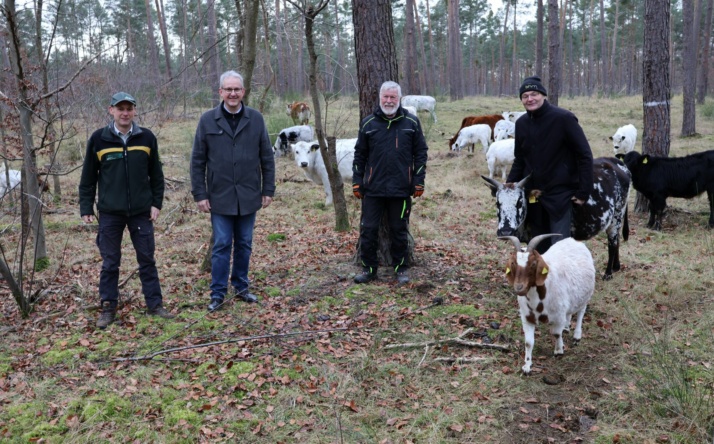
top-left (505, 259), bottom-right (515, 286)
top-left (534, 256), bottom-right (549, 286)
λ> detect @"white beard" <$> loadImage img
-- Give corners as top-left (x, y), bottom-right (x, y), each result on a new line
top-left (380, 104), bottom-right (398, 116)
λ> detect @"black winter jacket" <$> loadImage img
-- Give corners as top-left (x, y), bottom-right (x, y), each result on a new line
top-left (507, 100), bottom-right (593, 216)
top-left (352, 106), bottom-right (428, 198)
top-left (79, 123), bottom-right (164, 217)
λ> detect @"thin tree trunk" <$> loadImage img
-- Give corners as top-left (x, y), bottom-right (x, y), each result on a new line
top-left (697, 0), bottom-right (713, 103)
top-left (536, 0), bottom-right (544, 76)
top-left (498, 0), bottom-right (509, 95)
top-left (447, 0), bottom-right (462, 100)
top-left (404, 0), bottom-right (419, 94)
top-left (143, 0), bottom-right (160, 80)
top-left (681, 0), bottom-right (697, 136)
top-left (547, 0), bottom-right (561, 105)
top-left (239, 0), bottom-right (259, 105)
top-left (155, 0), bottom-right (173, 80)
top-left (414, 0), bottom-right (430, 93)
top-left (599, 0), bottom-right (606, 92)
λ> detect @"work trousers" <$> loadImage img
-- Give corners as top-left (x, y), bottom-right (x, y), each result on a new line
top-left (96, 212), bottom-right (162, 310)
top-left (358, 196), bottom-right (411, 272)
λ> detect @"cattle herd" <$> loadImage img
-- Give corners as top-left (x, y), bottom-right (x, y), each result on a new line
top-left (270, 97), bottom-right (714, 374)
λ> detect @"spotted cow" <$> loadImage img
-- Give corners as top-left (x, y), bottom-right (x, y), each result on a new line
top-left (482, 157), bottom-right (631, 280)
top-left (286, 101), bottom-right (311, 125)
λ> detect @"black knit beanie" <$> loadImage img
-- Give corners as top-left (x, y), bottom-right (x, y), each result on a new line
top-left (519, 76), bottom-right (548, 97)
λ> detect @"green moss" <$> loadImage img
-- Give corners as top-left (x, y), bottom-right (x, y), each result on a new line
top-left (34, 256), bottom-right (50, 272)
top-left (267, 233), bottom-right (286, 242)
top-left (263, 286), bottom-right (282, 297)
top-left (40, 348), bottom-right (81, 366)
top-left (81, 394), bottom-right (134, 422)
top-left (432, 304), bottom-right (484, 318)
top-left (219, 361), bottom-right (256, 386)
top-left (164, 401), bottom-right (202, 427)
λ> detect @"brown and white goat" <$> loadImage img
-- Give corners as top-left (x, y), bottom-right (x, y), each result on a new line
top-left (501, 234), bottom-right (595, 374)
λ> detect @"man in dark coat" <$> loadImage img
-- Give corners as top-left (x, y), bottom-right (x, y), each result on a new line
top-left (191, 70), bottom-right (276, 311)
top-left (352, 81), bottom-right (428, 285)
top-left (79, 92), bottom-right (173, 329)
top-left (506, 76), bottom-right (594, 253)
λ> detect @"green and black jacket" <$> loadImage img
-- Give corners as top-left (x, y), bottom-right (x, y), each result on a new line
top-left (79, 123), bottom-right (164, 217)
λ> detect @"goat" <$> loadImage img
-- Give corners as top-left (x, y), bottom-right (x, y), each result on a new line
top-left (501, 234), bottom-right (595, 374)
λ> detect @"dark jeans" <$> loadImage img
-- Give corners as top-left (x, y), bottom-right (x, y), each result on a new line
top-left (358, 196), bottom-right (411, 272)
top-left (526, 202), bottom-right (573, 254)
top-left (96, 212), bottom-right (162, 310)
top-left (210, 212), bottom-right (257, 301)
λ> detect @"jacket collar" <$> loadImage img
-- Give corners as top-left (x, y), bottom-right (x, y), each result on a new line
top-left (527, 100), bottom-right (551, 119)
top-left (101, 121), bottom-right (142, 141)
top-left (213, 101), bottom-right (250, 135)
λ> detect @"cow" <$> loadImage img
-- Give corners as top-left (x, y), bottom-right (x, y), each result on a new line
top-left (609, 124), bottom-right (638, 156)
top-left (486, 139), bottom-right (515, 180)
top-left (291, 139), bottom-right (357, 206)
top-left (482, 157), bottom-right (632, 280)
top-left (502, 111), bottom-right (526, 122)
top-left (494, 119), bottom-right (516, 141)
top-left (451, 124), bottom-right (491, 153)
top-left (1, 168), bottom-right (50, 197)
top-left (286, 101), bottom-right (311, 125)
top-left (401, 95), bottom-right (437, 122)
top-left (447, 114), bottom-right (504, 149)
top-left (620, 150), bottom-right (714, 230)
top-left (273, 125), bottom-right (314, 158)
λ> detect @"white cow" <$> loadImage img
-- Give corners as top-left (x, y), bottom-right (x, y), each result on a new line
top-left (401, 95), bottom-right (437, 122)
top-left (0, 168), bottom-right (21, 197)
top-left (494, 120), bottom-right (516, 141)
top-left (609, 124), bottom-right (637, 156)
top-left (486, 139), bottom-right (515, 180)
top-left (291, 139), bottom-right (357, 206)
top-left (402, 105), bottom-right (418, 117)
top-left (502, 111), bottom-right (526, 122)
top-left (273, 125), bottom-right (314, 158)
top-left (451, 124), bottom-right (491, 153)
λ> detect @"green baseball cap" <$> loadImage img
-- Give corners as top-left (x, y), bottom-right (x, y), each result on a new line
top-left (110, 92), bottom-right (137, 106)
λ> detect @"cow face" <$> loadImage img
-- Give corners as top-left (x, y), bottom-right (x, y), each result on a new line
top-left (482, 176), bottom-right (530, 238)
top-left (292, 141), bottom-right (320, 169)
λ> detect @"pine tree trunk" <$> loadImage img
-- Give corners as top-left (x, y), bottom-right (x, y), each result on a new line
top-left (681, 0), bottom-right (697, 137)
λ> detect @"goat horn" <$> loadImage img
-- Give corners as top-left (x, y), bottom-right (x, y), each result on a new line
top-left (516, 174), bottom-right (531, 189)
top-left (526, 234), bottom-right (562, 252)
top-left (498, 236), bottom-right (522, 251)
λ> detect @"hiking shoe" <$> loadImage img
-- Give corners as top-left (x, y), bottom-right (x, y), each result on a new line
top-left (207, 298), bottom-right (224, 312)
top-left (397, 271), bottom-right (410, 285)
top-left (236, 291), bottom-right (258, 303)
top-left (354, 269), bottom-right (377, 284)
top-left (147, 306), bottom-right (175, 319)
top-left (96, 301), bottom-right (117, 330)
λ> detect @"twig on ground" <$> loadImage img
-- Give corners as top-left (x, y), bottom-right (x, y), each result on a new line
top-left (418, 345), bottom-right (429, 367)
top-left (111, 327), bottom-right (349, 362)
top-left (118, 269), bottom-right (138, 289)
top-left (434, 356), bottom-right (491, 364)
top-left (383, 328), bottom-right (510, 352)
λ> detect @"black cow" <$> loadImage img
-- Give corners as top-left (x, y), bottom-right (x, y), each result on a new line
top-left (482, 157), bottom-right (631, 280)
top-left (620, 150), bottom-right (714, 230)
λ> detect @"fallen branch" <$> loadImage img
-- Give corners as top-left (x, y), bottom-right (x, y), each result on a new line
top-left (383, 328), bottom-right (509, 352)
top-left (434, 356), bottom-right (491, 364)
top-left (118, 268), bottom-right (138, 289)
top-left (111, 327), bottom-right (349, 362)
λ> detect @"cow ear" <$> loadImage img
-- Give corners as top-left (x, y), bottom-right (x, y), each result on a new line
top-left (310, 143), bottom-right (320, 152)
top-left (535, 256), bottom-right (549, 286)
top-left (608, 136), bottom-right (613, 141)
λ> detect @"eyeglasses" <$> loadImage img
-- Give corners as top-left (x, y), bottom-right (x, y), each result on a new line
top-left (221, 87), bottom-right (244, 94)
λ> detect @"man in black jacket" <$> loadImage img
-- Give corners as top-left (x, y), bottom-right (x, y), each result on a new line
top-left (352, 81), bottom-right (428, 285)
top-left (506, 76), bottom-right (594, 253)
top-left (79, 92), bottom-right (173, 329)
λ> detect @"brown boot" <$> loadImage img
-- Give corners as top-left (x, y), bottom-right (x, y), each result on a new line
top-left (96, 301), bottom-right (117, 330)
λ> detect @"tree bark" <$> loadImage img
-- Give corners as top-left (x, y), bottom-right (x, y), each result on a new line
top-left (404, 0), bottom-right (419, 94)
top-left (447, 0), bottom-right (463, 100)
top-left (536, 0), bottom-right (544, 77)
top-left (547, 0), bottom-right (561, 105)
top-left (143, 0), bottom-right (160, 80)
top-left (639, 0), bottom-right (671, 213)
top-left (681, 0), bottom-right (697, 136)
top-left (154, 0), bottom-right (173, 80)
top-left (206, 0), bottom-right (220, 106)
top-left (239, 0), bottom-right (259, 105)
top-left (697, 0), bottom-right (713, 104)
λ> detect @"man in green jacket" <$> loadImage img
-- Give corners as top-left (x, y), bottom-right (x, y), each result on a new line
top-left (79, 92), bottom-right (173, 329)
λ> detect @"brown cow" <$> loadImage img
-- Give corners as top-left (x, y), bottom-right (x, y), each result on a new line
top-left (447, 114), bottom-right (504, 149)
top-left (286, 101), bottom-right (311, 125)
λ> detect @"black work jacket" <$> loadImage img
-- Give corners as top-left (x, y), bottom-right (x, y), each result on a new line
top-left (507, 100), bottom-right (593, 215)
top-left (352, 106), bottom-right (428, 198)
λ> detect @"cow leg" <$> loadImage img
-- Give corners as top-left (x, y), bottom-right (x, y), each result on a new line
top-left (603, 227), bottom-right (620, 280)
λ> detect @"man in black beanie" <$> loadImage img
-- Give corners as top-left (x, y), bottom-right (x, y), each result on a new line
top-left (506, 76), bottom-right (594, 253)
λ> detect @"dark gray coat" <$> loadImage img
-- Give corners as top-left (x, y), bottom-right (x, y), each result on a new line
top-left (191, 103), bottom-right (275, 216)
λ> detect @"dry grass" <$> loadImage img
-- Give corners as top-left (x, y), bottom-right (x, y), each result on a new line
top-left (1, 94), bottom-right (713, 443)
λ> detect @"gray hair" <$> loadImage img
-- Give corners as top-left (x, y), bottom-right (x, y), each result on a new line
top-left (220, 70), bottom-right (244, 88)
top-left (380, 81), bottom-right (402, 98)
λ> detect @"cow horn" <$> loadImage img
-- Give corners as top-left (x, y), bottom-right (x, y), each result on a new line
top-left (526, 234), bottom-right (562, 252)
top-left (481, 175), bottom-right (503, 191)
top-left (498, 236), bottom-right (522, 251)
top-left (516, 174), bottom-right (531, 189)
